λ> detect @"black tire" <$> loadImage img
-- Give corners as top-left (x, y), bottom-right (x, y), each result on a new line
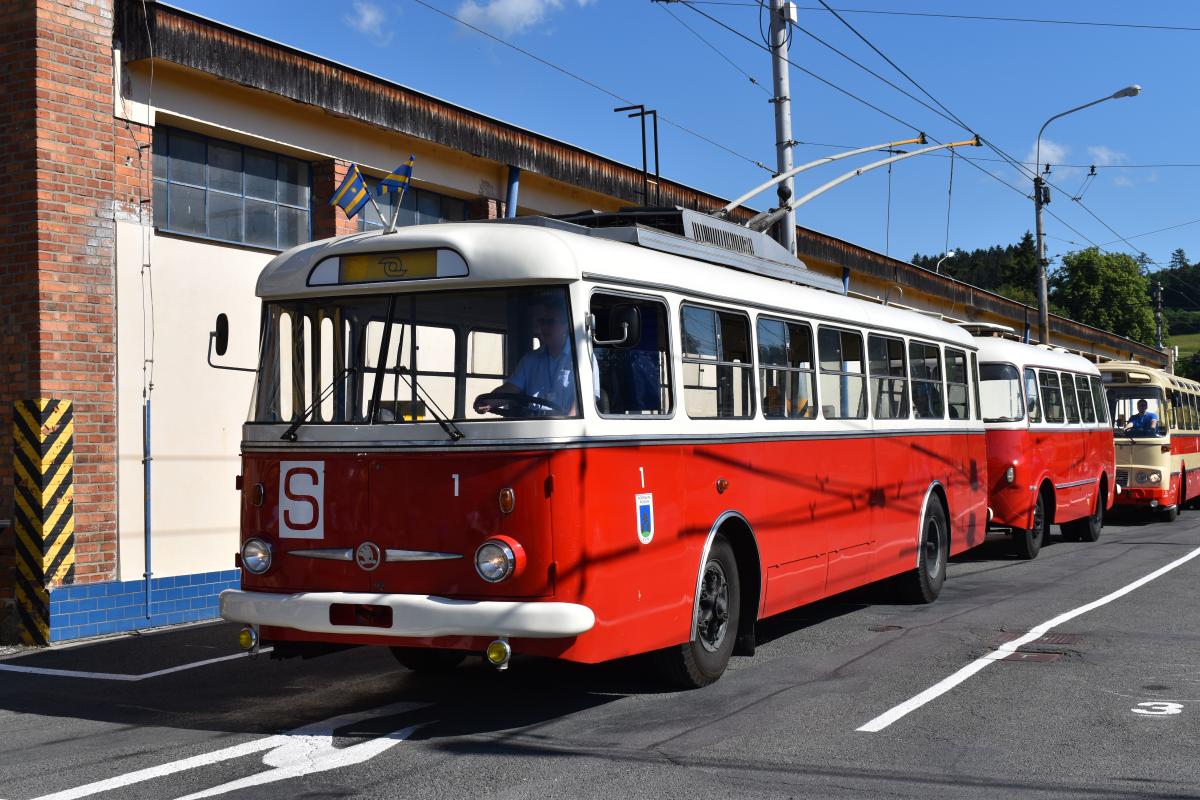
top-left (390, 647), bottom-right (467, 672)
top-left (654, 535), bottom-right (740, 689)
top-left (896, 496), bottom-right (948, 603)
top-left (1012, 491), bottom-right (1048, 558)
top-left (1160, 503), bottom-right (1179, 523)
top-left (1063, 487), bottom-right (1104, 543)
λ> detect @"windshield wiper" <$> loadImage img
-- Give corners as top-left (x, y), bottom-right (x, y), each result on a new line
top-left (281, 368), bottom-right (353, 441)
top-left (390, 365), bottom-right (464, 441)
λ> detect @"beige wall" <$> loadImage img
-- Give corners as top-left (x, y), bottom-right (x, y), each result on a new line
top-left (115, 220), bottom-right (264, 580)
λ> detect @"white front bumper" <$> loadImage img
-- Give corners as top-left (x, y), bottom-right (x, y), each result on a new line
top-left (220, 589), bottom-right (595, 639)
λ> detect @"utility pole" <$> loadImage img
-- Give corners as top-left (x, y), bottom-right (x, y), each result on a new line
top-left (769, 0), bottom-right (796, 254)
top-left (1155, 280), bottom-right (1164, 350)
top-left (1034, 171), bottom-right (1050, 344)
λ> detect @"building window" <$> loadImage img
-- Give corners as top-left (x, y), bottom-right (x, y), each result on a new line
top-left (153, 127), bottom-right (311, 250)
top-left (359, 181), bottom-right (468, 230)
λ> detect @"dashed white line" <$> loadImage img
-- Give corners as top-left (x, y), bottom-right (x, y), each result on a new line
top-left (0, 649), bottom-right (272, 682)
top-left (858, 543), bottom-right (1200, 733)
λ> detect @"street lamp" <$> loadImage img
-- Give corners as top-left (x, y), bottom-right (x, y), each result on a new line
top-left (935, 250), bottom-right (956, 274)
top-left (1033, 84), bottom-right (1141, 344)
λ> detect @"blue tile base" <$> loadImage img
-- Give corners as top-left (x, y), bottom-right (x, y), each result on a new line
top-left (47, 570), bottom-right (241, 642)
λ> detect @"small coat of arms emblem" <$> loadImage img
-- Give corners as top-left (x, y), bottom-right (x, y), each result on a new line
top-left (355, 542), bottom-right (382, 571)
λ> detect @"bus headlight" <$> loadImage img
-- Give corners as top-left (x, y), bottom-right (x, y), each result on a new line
top-left (474, 536), bottom-right (525, 583)
top-left (1135, 470), bottom-right (1162, 486)
top-left (241, 538), bottom-right (273, 575)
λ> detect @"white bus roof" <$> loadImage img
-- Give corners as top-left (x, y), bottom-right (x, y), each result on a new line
top-left (256, 220), bottom-right (977, 349)
top-left (974, 337), bottom-right (1100, 375)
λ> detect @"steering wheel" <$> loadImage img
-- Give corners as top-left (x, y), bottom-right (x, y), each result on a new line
top-left (475, 392), bottom-right (565, 418)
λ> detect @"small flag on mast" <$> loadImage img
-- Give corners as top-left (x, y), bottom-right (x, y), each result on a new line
top-left (330, 163), bottom-right (371, 219)
top-left (379, 155), bottom-right (415, 198)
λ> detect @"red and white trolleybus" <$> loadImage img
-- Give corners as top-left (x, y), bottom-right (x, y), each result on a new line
top-left (218, 208), bottom-right (988, 686)
top-left (973, 333), bottom-right (1114, 558)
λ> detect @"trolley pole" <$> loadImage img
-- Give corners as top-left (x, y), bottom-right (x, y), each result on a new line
top-left (769, 0), bottom-right (796, 255)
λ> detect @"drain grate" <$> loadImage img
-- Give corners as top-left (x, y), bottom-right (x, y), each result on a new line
top-left (1002, 651), bottom-right (1065, 663)
top-left (991, 631), bottom-right (1083, 646)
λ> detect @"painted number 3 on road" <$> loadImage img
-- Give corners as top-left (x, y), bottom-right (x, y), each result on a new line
top-left (1132, 701), bottom-right (1184, 716)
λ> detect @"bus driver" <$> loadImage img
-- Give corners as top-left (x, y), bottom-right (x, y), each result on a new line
top-left (474, 298), bottom-right (579, 416)
top-left (1127, 399), bottom-right (1160, 435)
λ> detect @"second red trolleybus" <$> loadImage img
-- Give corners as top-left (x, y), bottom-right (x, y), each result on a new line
top-left (974, 333), bottom-right (1114, 558)
top-left (218, 208), bottom-right (988, 686)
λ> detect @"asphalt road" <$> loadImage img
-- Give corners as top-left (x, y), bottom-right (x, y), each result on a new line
top-left (2, 511), bottom-right (1198, 800)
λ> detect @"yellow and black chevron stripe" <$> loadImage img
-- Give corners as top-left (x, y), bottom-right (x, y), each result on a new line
top-left (12, 399), bottom-right (76, 645)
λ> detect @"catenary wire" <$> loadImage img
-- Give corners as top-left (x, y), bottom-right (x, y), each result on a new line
top-left (410, 0), bottom-right (774, 172)
top-left (657, 2), bottom-right (771, 95)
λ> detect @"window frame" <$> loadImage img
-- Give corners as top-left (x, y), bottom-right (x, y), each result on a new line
top-left (908, 339), bottom-right (946, 420)
top-left (867, 332), bottom-right (909, 420)
top-left (590, 289), bottom-right (675, 419)
top-left (680, 302), bottom-right (756, 420)
top-left (152, 126), bottom-right (312, 251)
top-left (1038, 369), bottom-right (1067, 423)
top-left (945, 347), bottom-right (970, 421)
top-left (817, 325), bottom-right (868, 420)
top-left (756, 315), bottom-right (818, 420)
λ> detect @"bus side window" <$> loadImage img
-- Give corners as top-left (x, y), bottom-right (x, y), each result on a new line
top-left (1089, 376), bottom-right (1109, 425)
top-left (945, 348), bottom-right (969, 420)
top-left (1061, 373), bottom-right (1082, 423)
top-left (1025, 368), bottom-right (1042, 423)
top-left (1039, 370), bottom-right (1066, 423)
top-left (817, 326), bottom-right (867, 419)
top-left (591, 293), bottom-right (672, 416)
top-left (867, 333), bottom-right (908, 420)
top-left (908, 340), bottom-right (944, 420)
top-left (1075, 373), bottom-right (1096, 423)
top-left (758, 316), bottom-right (817, 419)
top-left (1190, 392), bottom-right (1199, 430)
top-left (681, 303), bottom-right (753, 419)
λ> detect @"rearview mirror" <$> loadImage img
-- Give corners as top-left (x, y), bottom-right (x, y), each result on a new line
top-left (591, 304), bottom-right (641, 349)
top-left (214, 313), bottom-right (229, 356)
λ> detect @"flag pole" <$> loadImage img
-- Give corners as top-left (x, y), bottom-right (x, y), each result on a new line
top-left (384, 186), bottom-right (407, 234)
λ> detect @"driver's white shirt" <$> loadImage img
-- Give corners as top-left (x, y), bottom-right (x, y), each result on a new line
top-left (509, 347), bottom-right (576, 412)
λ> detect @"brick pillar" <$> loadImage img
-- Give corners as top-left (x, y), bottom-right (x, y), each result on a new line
top-left (312, 159), bottom-right (364, 239)
top-left (0, 0), bottom-right (41, 617)
top-left (0, 0), bottom-right (120, 617)
top-left (467, 197), bottom-right (503, 220)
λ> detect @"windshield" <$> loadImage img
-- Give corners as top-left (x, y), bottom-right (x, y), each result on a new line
top-left (251, 286), bottom-right (581, 424)
top-left (1106, 386), bottom-right (1166, 438)
top-left (980, 363), bottom-right (1023, 422)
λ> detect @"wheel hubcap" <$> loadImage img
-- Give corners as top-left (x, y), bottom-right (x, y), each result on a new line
top-left (697, 560), bottom-right (730, 653)
top-left (1033, 499), bottom-right (1045, 542)
top-left (924, 518), bottom-right (943, 579)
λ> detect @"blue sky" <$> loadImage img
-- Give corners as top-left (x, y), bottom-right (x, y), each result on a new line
top-left (171, 0), bottom-right (1199, 273)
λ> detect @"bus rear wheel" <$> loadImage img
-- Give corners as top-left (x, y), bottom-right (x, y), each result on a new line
top-left (1012, 492), bottom-right (1047, 558)
top-left (391, 647), bottom-right (467, 673)
top-left (654, 535), bottom-right (741, 689)
top-left (1063, 487), bottom-right (1104, 542)
top-left (896, 496), bottom-right (948, 603)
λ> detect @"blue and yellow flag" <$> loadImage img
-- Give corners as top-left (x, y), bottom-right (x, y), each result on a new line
top-left (330, 163), bottom-right (371, 219)
top-left (379, 155), bottom-right (415, 197)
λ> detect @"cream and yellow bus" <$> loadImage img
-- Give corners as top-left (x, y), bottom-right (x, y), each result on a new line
top-left (1100, 362), bottom-right (1200, 521)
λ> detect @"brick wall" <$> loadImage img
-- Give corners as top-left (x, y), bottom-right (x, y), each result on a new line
top-left (0, 1), bottom-right (45, 603)
top-left (0, 0), bottom-right (122, 601)
top-left (312, 160), bottom-right (367, 239)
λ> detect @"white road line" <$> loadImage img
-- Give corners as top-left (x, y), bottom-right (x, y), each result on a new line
top-left (0, 649), bottom-right (272, 682)
top-left (858, 543), bottom-right (1200, 733)
top-left (28, 701), bottom-right (426, 800)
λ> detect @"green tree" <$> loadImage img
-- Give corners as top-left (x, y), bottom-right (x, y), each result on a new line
top-left (911, 232), bottom-right (1040, 306)
top-left (1049, 248), bottom-right (1156, 344)
top-left (1169, 248), bottom-right (1190, 271)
